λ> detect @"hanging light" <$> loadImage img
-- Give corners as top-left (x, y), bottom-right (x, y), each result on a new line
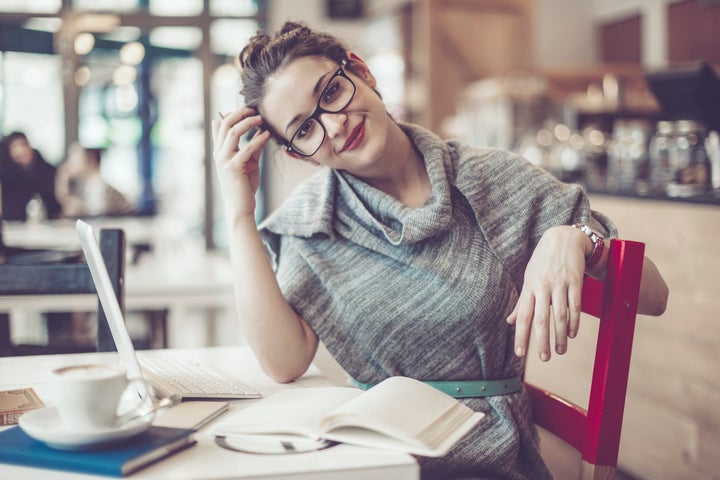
top-left (115, 85), bottom-right (139, 112)
top-left (113, 65), bottom-right (137, 86)
top-left (74, 65), bottom-right (91, 86)
top-left (74, 32), bottom-right (95, 56)
top-left (119, 42), bottom-right (145, 65)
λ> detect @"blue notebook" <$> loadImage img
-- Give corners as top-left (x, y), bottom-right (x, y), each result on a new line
top-left (0, 425), bottom-right (196, 477)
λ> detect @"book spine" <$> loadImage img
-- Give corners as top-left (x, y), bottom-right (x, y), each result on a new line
top-left (0, 449), bottom-right (122, 477)
top-left (0, 411), bottom-right (24, 426)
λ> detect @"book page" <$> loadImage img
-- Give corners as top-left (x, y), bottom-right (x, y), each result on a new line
top-left (319, 377), bottom-right (484, 457)
top-left (209, 387), bottom-right (362, 439)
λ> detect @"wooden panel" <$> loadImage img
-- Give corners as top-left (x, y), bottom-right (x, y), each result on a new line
top-left (528, 195), bottom-right (720, 479)
top-left (668, 0), bottom-right (720, 64)
top-left (409, 0), bottom-right (533, 133)
top-left (697, 427), bottom-right (720, 477)
top-left (586, 195), bottom-right (720, 479)
top-left (599, 14), bottom-right (641, 64)
top-left (619, 398), bottom-right (715, 480)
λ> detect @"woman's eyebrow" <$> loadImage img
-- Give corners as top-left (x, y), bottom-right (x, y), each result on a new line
top-left (284, 69), bottom-right (334, 136)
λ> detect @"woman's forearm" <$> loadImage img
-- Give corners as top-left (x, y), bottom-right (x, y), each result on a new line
top-left (226, 215), bottom-right (318, 383)
top-left (586, 236), bottom-right (668, 316)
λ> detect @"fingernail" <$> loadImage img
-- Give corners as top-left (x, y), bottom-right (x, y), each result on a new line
top-left (540, 352), bottom-right (549, 361)
top-left (557, 345), bottom-right (566, 354)
top-left (515, 347), bottom-right (524, 356)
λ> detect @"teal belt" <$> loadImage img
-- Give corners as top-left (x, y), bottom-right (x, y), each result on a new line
top-left (352, 375), bottom-right (523, 398)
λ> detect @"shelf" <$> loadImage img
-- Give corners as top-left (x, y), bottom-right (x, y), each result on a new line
top-left (585, 187), bottom-right (720, 206)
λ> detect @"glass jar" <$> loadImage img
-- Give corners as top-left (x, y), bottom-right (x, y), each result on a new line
top-left (666, 120), bottom-right (711, 197)
top-left (582, 125), bottom-right (608, 192)
top-left (648, 121), bottom-right (676, 195)
top-left (606, 120), bottom-right (651, 194)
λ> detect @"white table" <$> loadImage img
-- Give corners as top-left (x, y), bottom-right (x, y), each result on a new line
top-left (1, 218), bottom-right (238, 348)
top-left (2, 217), bottom-right (168, 250)
top-left (0, 346), bottom-right (419, 479)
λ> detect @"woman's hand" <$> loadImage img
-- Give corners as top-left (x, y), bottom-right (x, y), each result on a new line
top-left (506, 225), bottom-right (591, 361)
top-left (211, 107), bottom-right (271, 220)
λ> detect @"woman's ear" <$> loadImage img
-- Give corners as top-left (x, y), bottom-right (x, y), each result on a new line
top-left (345, 51), bottom-right (376, 88)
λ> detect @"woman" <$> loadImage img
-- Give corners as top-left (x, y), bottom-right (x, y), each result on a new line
top-left (212, 22), bottom-right (668, 479)
top-left (0, 131), bottom-right (62, 221)
top-left (55, 143), bottom-right (135, 218)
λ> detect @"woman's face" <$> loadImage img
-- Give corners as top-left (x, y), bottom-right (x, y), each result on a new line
top-left (8, 137), bottom-right (34, 167)
top-left (260, 55), bottom-right (392, 176)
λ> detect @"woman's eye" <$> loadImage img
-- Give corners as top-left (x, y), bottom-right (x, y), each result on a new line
top-left (322, 79), bottom-right (341, 104)
top-left (296, 120), bottom-right (315, 139)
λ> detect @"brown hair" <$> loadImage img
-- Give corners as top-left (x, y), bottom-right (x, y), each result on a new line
top-left (238, 22), bottom-right (351, 146)
top-left (239, 21), bottom-right (348, 110)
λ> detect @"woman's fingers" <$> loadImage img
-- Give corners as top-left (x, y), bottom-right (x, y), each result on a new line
top-left (211, 107), bottom-right (272, 216)
top-left (552, 287), bottom-right (569, 355)
top-left (568, 282), bottom-right (582, 339)
top-left (511, 290), bottom-right (533, 358)
top-left (533, 294), bottom-right (551, 361)
top-left (508, 225), bottom-right (593, 361)
top-left (510, 283), bottom-right (581, 360)
top-left (220, 115), bottom-right (264, 159)
top-left (214, 108), bottom-right (262, 150)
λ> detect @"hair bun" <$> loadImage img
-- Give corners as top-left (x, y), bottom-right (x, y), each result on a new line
top-left (239, 30), bottom-right (270, 69)
top-left (279, 21), bottom-right (310, 36)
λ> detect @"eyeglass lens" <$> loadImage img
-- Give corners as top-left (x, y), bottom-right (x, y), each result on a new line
top-left (290, 73), bottom-right (355, 156)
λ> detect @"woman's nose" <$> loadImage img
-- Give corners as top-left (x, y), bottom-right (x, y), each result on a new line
top-left (319, 112), bottom-right (347, 138)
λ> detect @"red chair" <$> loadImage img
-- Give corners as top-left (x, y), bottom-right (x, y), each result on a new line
top-left (524, 239), bottom-right (645, 480)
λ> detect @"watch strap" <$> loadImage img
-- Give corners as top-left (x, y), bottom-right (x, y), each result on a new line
top-left (573, 223), bottom-right (605, 269)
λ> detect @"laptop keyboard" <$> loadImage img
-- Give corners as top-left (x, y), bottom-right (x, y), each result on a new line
top-left (140, 358), bottom-right (261, 400)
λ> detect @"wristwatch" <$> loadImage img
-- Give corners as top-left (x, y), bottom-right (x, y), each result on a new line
top-left (572, 223), bottom-right (605, 269)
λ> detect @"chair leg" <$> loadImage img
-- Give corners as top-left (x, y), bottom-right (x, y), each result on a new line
top-left (147, 309), bottom-right (168, 349)
top-left (0, 313), bottom-right (13, 356)
top-left (580, 461), bottom-right (616, 480)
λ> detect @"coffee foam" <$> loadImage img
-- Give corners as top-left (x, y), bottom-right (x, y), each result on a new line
top-left (55, 365), bottom-right (121, 380)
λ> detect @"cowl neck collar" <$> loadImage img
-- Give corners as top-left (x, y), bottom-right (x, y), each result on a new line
top-left (260, 122), bottom-right (458, 245)
top-left (334, 123), bottom-right (454, 245)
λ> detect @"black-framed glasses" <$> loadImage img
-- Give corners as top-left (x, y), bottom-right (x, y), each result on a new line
top-left (285, 59), bottom-right (356, 157)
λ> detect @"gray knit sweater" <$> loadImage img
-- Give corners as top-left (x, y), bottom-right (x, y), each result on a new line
top-left (259, 123), bottom-right (616, 479)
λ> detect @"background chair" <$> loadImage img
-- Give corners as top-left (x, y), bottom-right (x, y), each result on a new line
top-left (524, 239), bottom-right (645, 480)
top-left (0, 228), bottom-right (125, 356)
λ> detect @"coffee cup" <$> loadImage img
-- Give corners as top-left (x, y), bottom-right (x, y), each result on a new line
top-left (51, 364), bottom-right (150, 431)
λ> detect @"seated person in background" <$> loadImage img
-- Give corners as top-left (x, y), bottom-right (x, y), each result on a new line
top-left (55, 143), bottom-right (135, 218)
top-left (0, 131), bottom-right (62, 221)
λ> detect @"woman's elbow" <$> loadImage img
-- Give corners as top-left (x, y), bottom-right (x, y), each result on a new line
top-left (656, 280), bottom-right (669, 315)
top-left (640, 278), bottom-right (669, 316)
top-left (637, 257), bottom-right (669, 316)
top-left (259, 359), bottom-right (309, 384)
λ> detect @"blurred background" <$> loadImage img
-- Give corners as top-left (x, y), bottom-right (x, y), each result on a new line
top-left (1, 2), bottom-right (719, 479)
top-left (2, 0), bottom-right (718, 246)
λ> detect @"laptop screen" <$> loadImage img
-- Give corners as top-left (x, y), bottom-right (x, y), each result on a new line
top-left (76, 219), bottom-right (148, 395)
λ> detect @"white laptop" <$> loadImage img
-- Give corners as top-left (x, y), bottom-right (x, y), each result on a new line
top-left (76, 219), bottom-right (261, 401)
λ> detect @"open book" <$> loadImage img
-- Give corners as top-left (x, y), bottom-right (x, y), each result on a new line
top-left (209, 376), bottom-right (484, 457)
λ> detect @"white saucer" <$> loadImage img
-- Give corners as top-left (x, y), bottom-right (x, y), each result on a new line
top-left (19, 406), bottom-right (153, 450)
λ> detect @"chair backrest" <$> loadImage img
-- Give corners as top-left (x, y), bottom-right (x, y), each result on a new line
top-left (524, 239), bottom-right (645, 480)
top-left (0, 228), bottom-right (125, 355)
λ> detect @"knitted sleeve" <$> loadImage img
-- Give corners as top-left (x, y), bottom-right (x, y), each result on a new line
top-left (451, 145), bottom-right (617, 289)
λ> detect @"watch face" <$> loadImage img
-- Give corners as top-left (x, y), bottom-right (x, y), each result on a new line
top-left (573, 223), bottom-right (593, 236)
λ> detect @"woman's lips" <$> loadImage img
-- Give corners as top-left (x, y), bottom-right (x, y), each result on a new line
top-left (342, 118), bottom-right (365, 152)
